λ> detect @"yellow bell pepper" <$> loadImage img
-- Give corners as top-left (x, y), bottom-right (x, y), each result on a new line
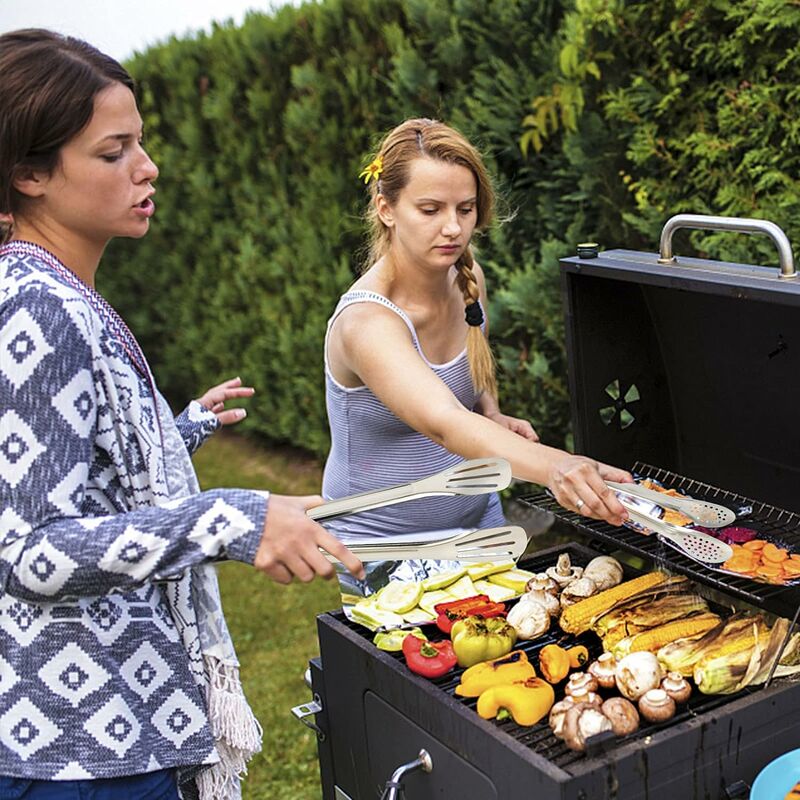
top-left (455, 651), bottom-right (536, 697)
top-left (450, 615), bottom-right (517, 668)
top-left (539, 643), bottom-right (588, 683)
top-left (477, 677), bottom-right (555, 726)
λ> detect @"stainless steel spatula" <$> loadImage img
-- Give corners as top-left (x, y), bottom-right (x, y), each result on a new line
top-left (308, 458), bottom-right (512, 522)
top-left (607, 481), bottom-right (736, 528)
top-left (619, 499), bottom-right (733, 565)
top-left (322, 525), bottom-right (529, 563)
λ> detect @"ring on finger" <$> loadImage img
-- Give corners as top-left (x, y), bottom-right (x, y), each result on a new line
top-left (575, 498), bottom-right (585, 511)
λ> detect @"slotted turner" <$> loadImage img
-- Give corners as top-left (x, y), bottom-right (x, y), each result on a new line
top-left (607, 481), bottom-right (736, 528)
top-left (619, 498), bottom-right (733, 565)
top-left (322, 525), bottom-right (529, 563)
top-left (308, 458), bottom-right (512, 522)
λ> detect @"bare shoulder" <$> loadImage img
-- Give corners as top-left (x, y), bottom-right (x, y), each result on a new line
top-left (332, 300), bottom-right (413, 353)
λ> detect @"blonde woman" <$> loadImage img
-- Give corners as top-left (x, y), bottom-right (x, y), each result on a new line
top-left (322, 119), bottom-right (630, 558)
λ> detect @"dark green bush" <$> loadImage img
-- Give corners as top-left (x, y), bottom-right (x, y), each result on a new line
top-left (103, 0), bottom-right (799, 458)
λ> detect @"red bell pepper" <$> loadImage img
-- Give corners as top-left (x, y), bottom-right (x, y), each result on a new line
top-left (433, 594), bottom-right (507, 634)
top-left (402, 634), bottom-right (457, 679)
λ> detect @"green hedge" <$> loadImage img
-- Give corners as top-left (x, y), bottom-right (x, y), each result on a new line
top-left (102, 0), bottom-right (800, 457)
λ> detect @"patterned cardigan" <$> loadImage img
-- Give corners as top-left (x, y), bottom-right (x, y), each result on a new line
top-left (0, 246), bottom-right (267, 781)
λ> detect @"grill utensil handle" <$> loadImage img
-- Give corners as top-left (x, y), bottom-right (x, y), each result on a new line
top-left (379, 749), bottom-right (433, 800)
top-left (657, 213), bottom-right (796, 279)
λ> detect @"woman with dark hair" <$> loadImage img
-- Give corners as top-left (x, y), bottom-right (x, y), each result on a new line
top-left (323, 119), bottom-right (631, 574)
top-left (0, 29), bottom-right (362, 800)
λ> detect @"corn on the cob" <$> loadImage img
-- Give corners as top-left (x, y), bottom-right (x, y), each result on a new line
top-left (559, 572), bottom-right (670, 634)
top-left (693, 648), bottom-right (755, 694)
top-left (657, 613), bottom-right (767, 677)
top-left (594, 592), bottom-right (710, 635)
top-left (592, 576), bottom-right (691, 634)
top-left (613, 613), bottom-right (721, 659)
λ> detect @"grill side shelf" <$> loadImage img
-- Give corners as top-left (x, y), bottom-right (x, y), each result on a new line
top-left (518, 462), bottom-right (800, 619)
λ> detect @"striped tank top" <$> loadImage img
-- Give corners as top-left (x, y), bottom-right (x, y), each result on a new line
top-left (322, 290), bottom-right (505, 541)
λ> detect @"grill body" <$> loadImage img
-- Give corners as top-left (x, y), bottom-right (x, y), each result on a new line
top-left (312, 545), bottom-right (800, 800)
top-left (310, 237), bottom-right (800, 799)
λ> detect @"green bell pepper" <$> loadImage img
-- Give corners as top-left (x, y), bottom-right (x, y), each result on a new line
top-left (450, 615), bottom-right (517, 668)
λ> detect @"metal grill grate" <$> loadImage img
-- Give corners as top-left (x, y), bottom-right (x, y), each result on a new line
top-left (331, 542), bottom-right (758, 771)
top-left (519, 462), bottom-right (800, 619)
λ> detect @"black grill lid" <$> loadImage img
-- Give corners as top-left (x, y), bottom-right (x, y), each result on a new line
top-left (561, 218), bottom-right (800, 513)
top-left (519, 462), bottom-right (800, 620)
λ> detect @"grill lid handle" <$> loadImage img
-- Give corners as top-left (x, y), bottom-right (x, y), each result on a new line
top-left (657, 213), bottom-right (797, 279)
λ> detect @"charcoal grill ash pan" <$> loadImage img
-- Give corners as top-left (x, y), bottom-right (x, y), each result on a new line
top-left (300, 216), bottom-right (800, 799)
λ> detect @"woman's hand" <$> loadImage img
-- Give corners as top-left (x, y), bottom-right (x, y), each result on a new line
top-left (196, 376), bottom-right (255, 426)
top-left (485, 411), bottom-right (539, 442)
top-left (548, 455), bottom-right (633, 526)
top-left (254, 495), bottom-right (365, 584)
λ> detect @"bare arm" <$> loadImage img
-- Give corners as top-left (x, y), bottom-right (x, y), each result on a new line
top-left (332, 304), bottom-right (630, 524)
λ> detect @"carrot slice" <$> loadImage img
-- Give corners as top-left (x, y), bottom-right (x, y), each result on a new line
top-left (762, 543), bottom-right (789, 562)
top-left (743, 539), bottom-right (768, 551)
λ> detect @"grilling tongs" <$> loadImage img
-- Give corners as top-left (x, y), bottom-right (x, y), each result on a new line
top-left (308, 458), bottom-right (513, 521)
top-left (308, 458), bottom-right (530, 563)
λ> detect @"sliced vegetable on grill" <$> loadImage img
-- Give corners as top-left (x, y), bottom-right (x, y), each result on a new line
top-left (451, 615), bottom-right (517, 668)
top-left (476, 677), bottom-right (555, 726)
top-left (421, 567), bottom-right (467, 591)
top-left (487, 568), bottom-right (538, 593)
top-left (373, 627), bottom-right (427, 652)
top-left (559, 571), bottom-right (670, 634)
top-left (433, 594), bottom-right (506, 634)
top-left (377, 580), bottom-right (424, 614)
top-left (467, 560), bottom-right (517, 580)
top-left (402, 635), bottom-right (457, 679)
top-left (455, 650), bottom-right (536, 697)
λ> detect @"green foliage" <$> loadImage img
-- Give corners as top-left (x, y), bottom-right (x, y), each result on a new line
top-left (102, 0), bottom-right (799, 460)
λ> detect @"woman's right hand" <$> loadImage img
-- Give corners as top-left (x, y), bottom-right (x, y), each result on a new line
top-left (547, 455), bottom-right (632, 527)
top-left (254, 494), bottom-right (365, 584)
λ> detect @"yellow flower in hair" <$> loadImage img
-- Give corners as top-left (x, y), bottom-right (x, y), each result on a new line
top-left (358, 156), bottom-right (383, 184)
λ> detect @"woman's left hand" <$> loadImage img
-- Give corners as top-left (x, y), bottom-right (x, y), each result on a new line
top-left (196, 376), bottom-right (255, 426)
top-left (486, 412), bottom-right (539, 442)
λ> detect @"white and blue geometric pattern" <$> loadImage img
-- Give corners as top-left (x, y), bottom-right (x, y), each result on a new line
top-left (0, 307), bottom-right (54, 391)
top-left (83, 695), bottom-right (141, 757)
top-left (0, 410), bottom-right (45, 490)
top-left (1, 697), bottom-right (63, 761)
top-left (0, 246), bottom-right (266, 783)
top-left (50, 370), bottom-right (95, 439)
top-left (98, 525), bottom-right (167, 582)
top-left (17, 537), bottom-right (79, 596)
top-left (151, 689), bottom-right (206, 748)
top-left (120, 641), bottom-right (171, 702)
top-left (38, 642), bottom-right (112, 707)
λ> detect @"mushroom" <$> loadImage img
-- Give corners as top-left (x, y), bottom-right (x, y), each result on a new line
top-left (638, 688), bottom-right (676, 723)
top-left (588, 652), bottom-right (618, 689)
top-left (567, 687), bottom-right (602, 708)
top-left (600, 697), bottom-right (640, 736)
top-left (546, 553), bottom-right (583, 588)
top-left (562, 703), bottom-right (613, 752)
top-left (615, 652), bottom-right (663, 701)
top-left (525, 572), bottom-right (559, 595)
top-left (560, 577), bottom-right (598, 608)
top-left (548, 697), bottom-right (577, 739)
top-left (661, 672), bottom-right (692, 704)
top-left (564, 672), bottom-right (599, 697)
top-left (583, 556), bottom-right (624, 592)
top-left (506, 595), bottom-right (550, 640)
top-left (521, 586), bottom-right (561, 617)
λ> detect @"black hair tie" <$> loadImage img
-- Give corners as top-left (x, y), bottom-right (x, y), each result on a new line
top-left (465, 301), bottom-right (483, 327)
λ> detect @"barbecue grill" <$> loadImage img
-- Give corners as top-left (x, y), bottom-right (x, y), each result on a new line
top-left (297, 215), bottom-right (800, 799)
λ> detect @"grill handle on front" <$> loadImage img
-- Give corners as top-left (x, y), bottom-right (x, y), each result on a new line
top-left (379, 749), bottom-right (433, 800)
top-left (657, 213), bottom-right (797, 278)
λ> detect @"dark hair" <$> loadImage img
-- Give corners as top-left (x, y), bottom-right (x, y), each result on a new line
top-left (0, 29), bottom-right (135, 240)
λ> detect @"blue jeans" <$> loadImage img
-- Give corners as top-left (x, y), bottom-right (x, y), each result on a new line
top-left (0, 770), bottom-right (178, 799)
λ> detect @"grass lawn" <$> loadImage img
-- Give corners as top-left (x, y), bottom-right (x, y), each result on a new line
top-left (192, 430), bottom-right (336, 800)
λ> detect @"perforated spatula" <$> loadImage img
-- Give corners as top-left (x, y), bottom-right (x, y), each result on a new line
top-left (308, 458), bottom-right (512, 522)
top-left (619, 498), bottom-right (734, 565)
top-left (321, 525), bottom-right (529, 563)
top-left (607, 481), bottom-right (736, 528)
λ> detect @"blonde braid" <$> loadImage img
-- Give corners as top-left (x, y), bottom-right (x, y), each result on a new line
top-left (456, 247), bottom-right (497, 399)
